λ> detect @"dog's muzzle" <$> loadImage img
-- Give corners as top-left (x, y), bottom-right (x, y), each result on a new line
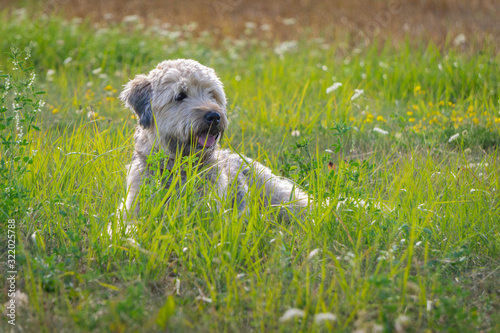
top-left (204, 111), bottom-right (221, 125)
top-left (196, 111), bottom-right (223, 148)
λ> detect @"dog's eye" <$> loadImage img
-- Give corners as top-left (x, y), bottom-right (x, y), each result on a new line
top-left (175, 92), bottom-right (188, 101)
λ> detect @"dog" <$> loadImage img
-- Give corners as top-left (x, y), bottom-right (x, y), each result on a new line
top-left (119, 59), bottom-right (310, 219)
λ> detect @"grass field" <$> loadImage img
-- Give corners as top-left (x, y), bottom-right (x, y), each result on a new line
top-left (1, 4), bottom-right (500, 332)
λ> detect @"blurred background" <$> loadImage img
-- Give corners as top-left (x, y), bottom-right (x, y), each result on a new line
top-left (1, 0), bottom-right (499, 50)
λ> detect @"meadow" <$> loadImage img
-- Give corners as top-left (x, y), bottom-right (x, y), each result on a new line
top-left (1, 6), bottom-right (500, 332)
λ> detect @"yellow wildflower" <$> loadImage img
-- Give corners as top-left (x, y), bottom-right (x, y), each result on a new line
top-left (468, 105), bottom-right (473, 112)
top-left (413, 105), bottom-right (419, 110)
top-left (428, 102), bottom-right (434, 107)
top-left (495, 117), bottom-right (500, 123)
top-left (376, 115), bottom-right (386, 122)
top-left (52, 108), bottom-right (59, 114)
top-left (104, 85), bottom-right (113, 91)
top-left (409, 118), bottom-right (415, 123)
top-left (473, 118), bottom-right (479, 124)
top-left (349, 116), bottom-right (356, 122)
top-left (438, 101), bottom-right (444, 106)
top-left (414, 86), bottom-right (421, 92)
top-left (407, 111), bottom-right (413, 116)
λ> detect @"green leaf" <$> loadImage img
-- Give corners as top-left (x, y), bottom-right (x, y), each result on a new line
top-left (35, 91), bottom-right (46, 95)
top-left (423, 228), bottom-right (432, 235)
top-left (156, 295), bottom-right (175, 329)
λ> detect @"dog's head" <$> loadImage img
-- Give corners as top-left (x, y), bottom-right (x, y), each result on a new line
top-left (120, 59), bottom-right (229, 157)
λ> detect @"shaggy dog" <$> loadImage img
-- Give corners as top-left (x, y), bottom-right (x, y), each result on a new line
top-left (120, 59), bottom-right (309, 219)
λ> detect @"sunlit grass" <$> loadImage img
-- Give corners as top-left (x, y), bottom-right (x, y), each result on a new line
top-left (0, 10), bottom-right (499, 332)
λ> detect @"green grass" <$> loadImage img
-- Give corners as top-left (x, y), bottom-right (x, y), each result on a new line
top-left (1, 11), bottom-right (500, 332)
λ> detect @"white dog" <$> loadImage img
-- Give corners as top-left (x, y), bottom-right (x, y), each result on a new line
top-left (119, 59), bottom-right (310, 219)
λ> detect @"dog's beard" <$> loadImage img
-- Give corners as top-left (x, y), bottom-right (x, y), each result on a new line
top-left (163, 130), bottom-right (223, 160)
top-left (160, 115), bottom-right (226, 159)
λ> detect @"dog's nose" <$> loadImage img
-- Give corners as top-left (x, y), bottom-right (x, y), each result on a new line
top-left (204, 112), bottom-right (221, 124)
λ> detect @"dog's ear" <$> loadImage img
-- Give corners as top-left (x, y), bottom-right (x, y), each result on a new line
top-left (120, 75), bottom-right (153, 128)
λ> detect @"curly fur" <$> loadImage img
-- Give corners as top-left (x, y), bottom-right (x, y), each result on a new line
top-left (120, 59), bottom-right (309, 219)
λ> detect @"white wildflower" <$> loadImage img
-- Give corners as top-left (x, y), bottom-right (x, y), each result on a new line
top-left (282, 18), bottom-right (297, 25)
top-left (92, 68), bottom-right (102, 75)
top-left (123, 15), bottom-right (140, 23)
top-left (125, 238), bottom-right (139, 246)
top-left (279, 308), bottom-right (304, 322)
top-left (448, 133), bottom-right (460, 142)
top-left (307, 248), bottom-right (320, 260)
top-left (175, 278), bottom-right (181, 295)
top-left (350, 89), bottom-right (364, 101)
top-left (245, 22), bottom-right (256, 29)
top-left (3, 291), bottom-right (28, 308)
top-left (326, 82), bottom-right (342, 94)
top-left (395, 315), bottom-right (410, 333)
top-left (63, 57), bottom-right (73, 65)
top-left (379, 61), bottom-right (388, 68)
top-left (291, 130), bottom-right (300, 137)
top-left (274, 41), bottom-right (297, 55)
top-left (314, 312), bottom-right (337, 323)
top-left (373, 127), bottom-right (388, 135)
top-left (453, 33), bottom-right (466, 46)
top-left (87, 111), bottom-right (97, 120)
top-left (195, 296), bottom-right (212, 303)
top-left (261, 24), bottom-right (271, 31)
